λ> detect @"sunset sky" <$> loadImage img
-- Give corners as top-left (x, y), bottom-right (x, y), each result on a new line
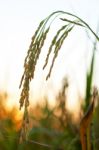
top-left (0, 0), bottom-right (99, 109)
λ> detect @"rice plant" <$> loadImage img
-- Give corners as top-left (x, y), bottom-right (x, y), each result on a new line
top-left (19, 11), bottom-right (99, 149)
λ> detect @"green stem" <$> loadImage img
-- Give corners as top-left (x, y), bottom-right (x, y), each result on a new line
top-left (41, 10), bottom-right (99, 41)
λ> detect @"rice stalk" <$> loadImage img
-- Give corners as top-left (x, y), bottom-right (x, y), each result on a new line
top-left (60, 18), bottom-right (85, 27)
top-left (46, 25), bottom-right (74, 80)
top-left (19, 10), bottom-right (99, 142)
top-left (19, 20), bottom-right (50, 142)
top-left (43, 25), bottom-right (67, 69)
top-left (19, 11), bottom-right (99, 111)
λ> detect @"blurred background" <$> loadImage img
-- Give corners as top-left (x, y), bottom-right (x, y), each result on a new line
top-left (0, 0), bottom-right (99, 149)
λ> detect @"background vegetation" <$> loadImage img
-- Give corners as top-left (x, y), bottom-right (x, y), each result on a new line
top-left (0, 74), bottom-right (99, 150)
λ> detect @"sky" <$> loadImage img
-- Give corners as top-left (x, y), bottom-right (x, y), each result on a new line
top-left (0, 0), bottom-right (99, 109)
